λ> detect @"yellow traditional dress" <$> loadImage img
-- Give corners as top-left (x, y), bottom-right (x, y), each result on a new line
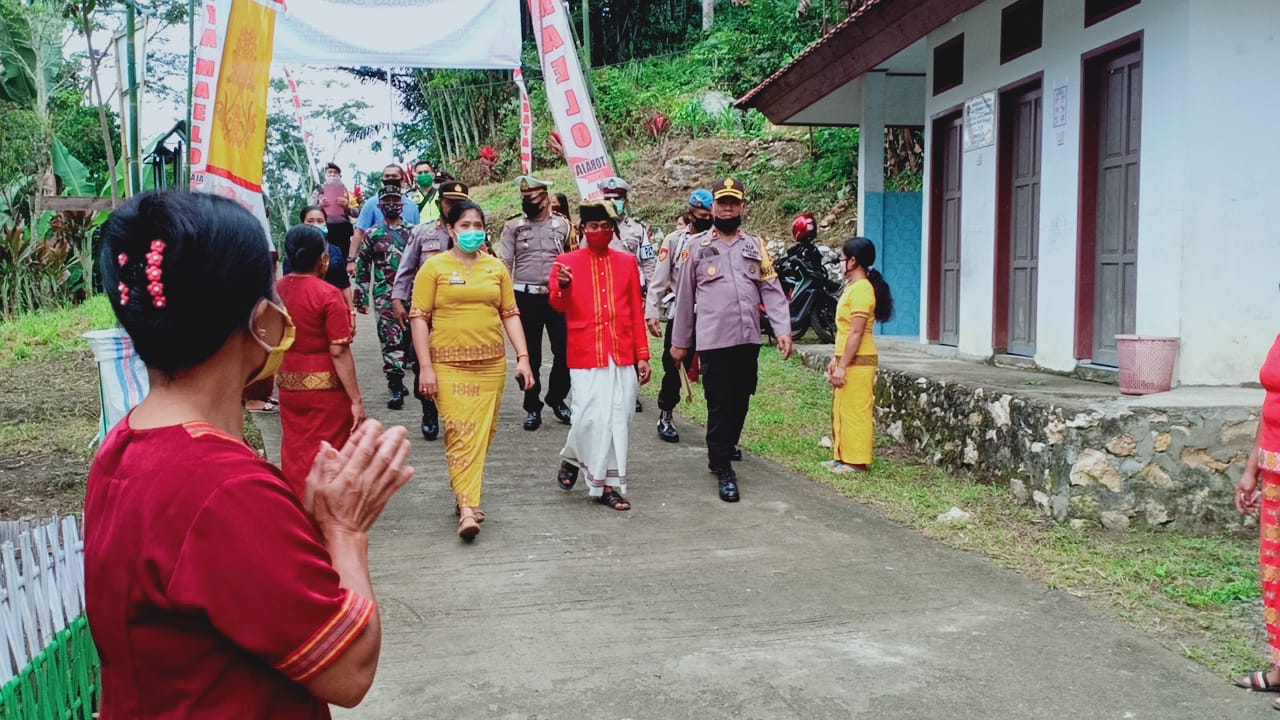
top-left (832, 278), bottom-right (877, 465)
top-left (410, 251), bottom-right (518, 508)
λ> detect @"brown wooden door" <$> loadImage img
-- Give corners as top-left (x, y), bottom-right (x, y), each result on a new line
top-left (1007, 87), bottom-right (1042, 357)
top-left (939, 116), bottom-right (963, 346)
top-left (1092, 51), bottom-right (1141, 366)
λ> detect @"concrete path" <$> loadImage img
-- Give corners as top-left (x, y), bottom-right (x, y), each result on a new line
top-left (256, 316), bottom-right (1260, 719)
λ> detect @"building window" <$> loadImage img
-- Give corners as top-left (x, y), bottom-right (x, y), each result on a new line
top-left (1001, 0), bottom-right (1043, 63)
top-left (933, 35), bottom-right (964, 95)
top-left (1085, 0), bottom-right (1139, 27)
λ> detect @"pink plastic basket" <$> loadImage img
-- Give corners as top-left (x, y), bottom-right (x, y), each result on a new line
top-left (1116, 335), bottom-right (1179, 395)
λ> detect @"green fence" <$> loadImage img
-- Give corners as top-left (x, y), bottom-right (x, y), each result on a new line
top-left (0, 518), bottom-right (100, 719)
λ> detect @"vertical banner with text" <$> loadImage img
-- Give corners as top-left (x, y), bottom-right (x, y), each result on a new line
top-left (513, 68), bottom-right (533, 174)
top-left (526, 0), bottom-right (614, 200)
top-left (189, 0), bottom-right (283, 239)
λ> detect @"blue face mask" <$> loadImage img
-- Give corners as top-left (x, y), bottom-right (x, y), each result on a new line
top-left (613, 199), bottom-right (626, 216)
top-left (457, 230), bottom-right (486, 253)
top-left (317, 224), bottom-right (328, 236)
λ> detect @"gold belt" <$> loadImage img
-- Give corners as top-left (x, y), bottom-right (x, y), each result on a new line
top-left (851, 354), bottom-right (878, 367)
top-left (277, 370), bottom-right (342, 391)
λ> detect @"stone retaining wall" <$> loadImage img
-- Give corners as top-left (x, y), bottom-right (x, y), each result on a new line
top-left (795, 349), bottom-right (1259, 531)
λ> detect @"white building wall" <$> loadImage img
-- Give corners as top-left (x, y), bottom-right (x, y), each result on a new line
top-left (1177, 0), bottom-right (1280, 385)
top-left (919, 0), bottom-right (1227, 379)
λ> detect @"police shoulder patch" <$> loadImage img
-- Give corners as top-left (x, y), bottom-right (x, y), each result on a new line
top-left (658, 247), bottom-right (670, 261)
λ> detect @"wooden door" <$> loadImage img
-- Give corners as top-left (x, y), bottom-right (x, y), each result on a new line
top-left (1007, 87), bottom-right (1042, 357)
top-left (939, 116), bottom-right (963, 346)
top-left (1091, 51), bottom-right (1141, 366)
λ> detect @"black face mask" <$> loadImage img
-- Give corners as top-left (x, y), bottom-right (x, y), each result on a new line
top-left (713, 216), bottom-right (742, 234)
top-left (522, 199), bottom-right (544, 217)
top-left (691, 216), bottom-right (713, 232)
top-left (382, 204), bottom-right (403, 220)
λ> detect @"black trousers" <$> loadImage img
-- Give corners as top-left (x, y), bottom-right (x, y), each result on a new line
top-left (700, 344), bottom-right (760, 469)
top-left (516, 291), bottom-right (570, 413)
top-left (658, 320), bottom-right (695, 412)
top-left (402, 322), bottom-right (436, 417)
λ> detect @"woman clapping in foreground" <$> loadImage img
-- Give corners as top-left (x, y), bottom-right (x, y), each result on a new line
top-left (86, 190), bottom-right (413, 718)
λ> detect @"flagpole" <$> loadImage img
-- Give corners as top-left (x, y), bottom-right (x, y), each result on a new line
top-left (124, 0), bottom-right (142, 194)
top-left (184, 0), bottom-right (195, 187)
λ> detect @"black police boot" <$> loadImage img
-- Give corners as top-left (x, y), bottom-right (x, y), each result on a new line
top-left (732, 446), bottom-right (743, 462)
top-left (387, 378), bottom-right (407, 410)
top-left (713, 465), bottom-right (740, 503)
top-left (657, 410), bottom-right (679, 443)
top-left (523, 410), bottom-right (542, 431)
top-left (551, 402), bottom-right (572, 425)
top-left (635, 398), bottom-right (643, 413)
top-left (421, 401), bottom-right (439, 441)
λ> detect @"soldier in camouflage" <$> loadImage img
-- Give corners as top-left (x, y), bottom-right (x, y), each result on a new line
top-left (355, 186), bottom-right (415, 409)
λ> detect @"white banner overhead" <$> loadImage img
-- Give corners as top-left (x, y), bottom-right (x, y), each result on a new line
top-left (274, 0), bottom-right (521, 69)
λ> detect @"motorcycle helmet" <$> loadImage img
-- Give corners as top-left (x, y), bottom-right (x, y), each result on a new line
top-left (791, 213), bottom-right (817, 243)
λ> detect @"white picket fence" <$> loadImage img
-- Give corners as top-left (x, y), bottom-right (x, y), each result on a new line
top-left (0, 516), bottom-right (87, 687)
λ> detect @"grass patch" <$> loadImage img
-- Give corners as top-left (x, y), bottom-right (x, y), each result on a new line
top-left (642, 337), bottom-right (1266, 678)
top-left (0, 296), bottom-right (116, 518)
top-left (0, 295), bottom-right (116, 368)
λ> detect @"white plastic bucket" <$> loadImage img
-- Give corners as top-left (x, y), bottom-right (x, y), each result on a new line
top-left (83, 328), bottom-right (150, 443)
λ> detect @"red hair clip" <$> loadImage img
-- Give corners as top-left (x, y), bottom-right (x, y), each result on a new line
top-left (145, 239), bottom-right (167, 308)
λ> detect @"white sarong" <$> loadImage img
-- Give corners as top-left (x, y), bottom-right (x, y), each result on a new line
top-left (560, 360), bottom-right (639, 496)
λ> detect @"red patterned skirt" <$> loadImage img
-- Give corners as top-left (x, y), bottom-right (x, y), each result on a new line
top-left (1263, 470), bottom-right (1280, 663)
top-left (279, 388), bottom-right (353, 500)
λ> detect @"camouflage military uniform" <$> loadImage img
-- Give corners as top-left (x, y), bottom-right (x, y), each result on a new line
top-left (355, 221), bottom-right (414, 382)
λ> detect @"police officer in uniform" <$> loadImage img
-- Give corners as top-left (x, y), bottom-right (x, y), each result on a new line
top-left (670, 178), bottom-right (793, 503)
top-left (392, 180), bottom-right (470, 440)
top-left (645, 189), bottom-right (714, 443)
top-left (599, 176), bottom-right (656, 413)
top-left (499, 175), bottom-right (573, 430)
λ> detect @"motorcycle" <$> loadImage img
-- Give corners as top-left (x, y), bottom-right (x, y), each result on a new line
top-left (762, 243), bottom-right (842, 344)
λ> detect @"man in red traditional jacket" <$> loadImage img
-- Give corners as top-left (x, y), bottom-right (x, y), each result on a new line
top-left (548, 202), bottom-right (652, 511)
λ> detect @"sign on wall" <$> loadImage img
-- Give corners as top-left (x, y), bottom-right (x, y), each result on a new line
top-left (963, 91), bottom-right (995, 151)
top-left (1053, 80), bottom-right (1069, 128)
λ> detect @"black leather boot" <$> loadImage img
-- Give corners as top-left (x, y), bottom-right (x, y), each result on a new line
top-left (657, 410), bottom-right (679, 443)
top-left (387, 378), bottom-right (407, 410)
top-left (421, 401), bottom-right (439, 441)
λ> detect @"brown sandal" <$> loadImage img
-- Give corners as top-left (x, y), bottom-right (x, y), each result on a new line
top-left (455, 505), bottom-right (485, 523)
top-left (1236, 670), bottom-right (1280, 692)
top-left (597, 489), bottom-right (631, 511)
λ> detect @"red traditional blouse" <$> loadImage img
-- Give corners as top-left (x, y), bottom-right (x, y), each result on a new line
top-left (548, 247), bottom-right (650, 369)
top-left (1259, 334), bottom-right (1280, 471)
top-left (85, 416), bottom-right (374, 719)
top-left (277, 274), bottom-right (353, 392)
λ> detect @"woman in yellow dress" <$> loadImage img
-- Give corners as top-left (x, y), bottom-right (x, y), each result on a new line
top-left (410, 200), bottom-right (534, 540)
top-left (825, 236), bottom-right (894, 473)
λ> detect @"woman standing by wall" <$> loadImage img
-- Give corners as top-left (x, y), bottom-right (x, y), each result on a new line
top-left (1233, 333), bottom-right (1280, 707)
top-left (277, 224), bottom-right (367, 498)
top-left (410, 200), bottom-right (534, 540)
top-left (826, 237), bottom-right (893, 474)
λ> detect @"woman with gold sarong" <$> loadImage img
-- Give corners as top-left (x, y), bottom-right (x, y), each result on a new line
top-left (410, 200), bottom-right (533, 540)
top-left (1233, 332), bottom-right (1280, 708)
top-left (825, 237), bottom-right (893, 474)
